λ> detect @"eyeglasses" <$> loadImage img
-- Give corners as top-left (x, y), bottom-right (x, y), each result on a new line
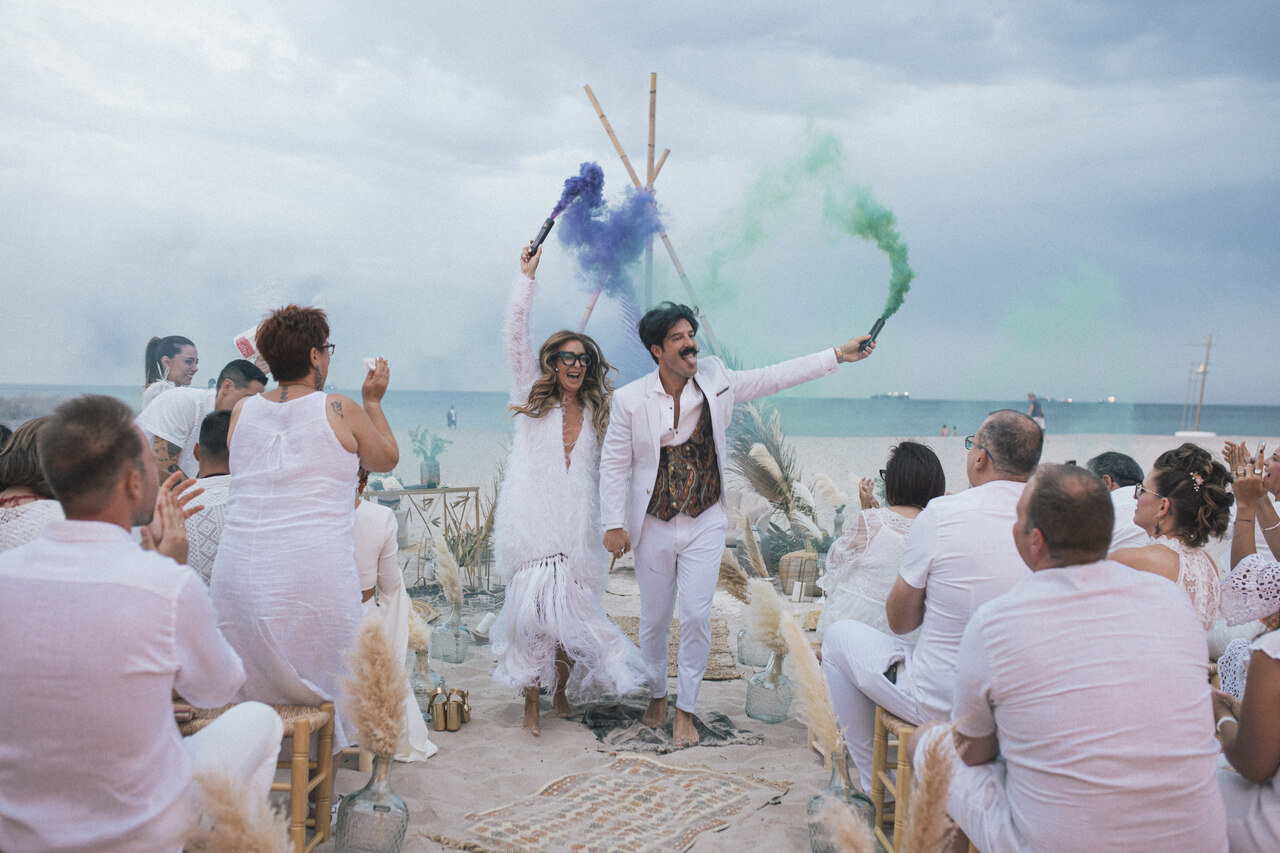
top-left (1134, 483), bottom-right (1166, 501)
top-left (318, 343), bottom-right (336, 355)
top-left (554, 351), bottom-right (594, 368)
top-left (964, 435), bottom-right (996, 465)
top-left (879, 469), bottom-right (887, 480)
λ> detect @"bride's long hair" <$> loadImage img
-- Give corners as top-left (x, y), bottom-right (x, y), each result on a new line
top-left (510, 330), bottom-right (614, 438)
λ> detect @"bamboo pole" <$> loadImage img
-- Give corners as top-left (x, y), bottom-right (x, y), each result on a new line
top-left (581, 83), bottom-right (722, 355)
top-left (577, 288), bottom-right (603, 332)
top-left (645, 73), bottom-right (657, 310)
top-left (651, 148), bottom-right (670, 185)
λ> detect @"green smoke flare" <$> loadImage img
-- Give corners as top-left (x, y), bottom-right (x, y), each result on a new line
top-left (822, 185), bottom-right (914, 318)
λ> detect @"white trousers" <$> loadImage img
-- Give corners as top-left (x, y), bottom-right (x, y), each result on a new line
top-left (184, 701), bottom-right (285, 814)
top-left (633, 503), bottom-right (726, 712)
top-left (821, 618), bottom-right (924, 792)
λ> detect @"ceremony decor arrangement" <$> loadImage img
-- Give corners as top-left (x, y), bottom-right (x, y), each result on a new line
top-left (734, 511), bottom-right (774, 667)
top-left (406, 608), bottom-right (444, 703)
top-left (900, 727), bottom-right (958, 853)
top-left (810, 472), bottom-right (849, 539)
top-left (429, 532), bottom-right (470, 664)
top-left (335, 614), bottom-right (411, 853)
top-left (408, 420), bottom-right (450, 488)
top-left (185, 769), bottom-right (289, 853)
top-left (779, 616), bottom-right (875, 851)
top-left (744, 578), bottom-right (793, 723)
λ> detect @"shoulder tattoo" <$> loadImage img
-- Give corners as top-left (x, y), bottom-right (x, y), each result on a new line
top-left (330, 401), bottom-right (344, 418)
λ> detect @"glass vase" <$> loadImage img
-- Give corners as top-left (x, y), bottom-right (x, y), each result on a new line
top-left (408, 650), bottom-right (445, 708)
top-left (807, 753), bottom-right (875, 853)
top-left (744, 651), bottom-right (793, 723)
top-left (736, 628), bottom-right (772, 668)
top-left (429, 602), bottom-right (470, 664)
top-left (334, 754), bottom-right (409, 853)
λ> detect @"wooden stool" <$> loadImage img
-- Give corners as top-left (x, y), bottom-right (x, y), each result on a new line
top-left (870, 705), bottom-right (916, 853)
top-left (181, 702), bottom-right (335, 853)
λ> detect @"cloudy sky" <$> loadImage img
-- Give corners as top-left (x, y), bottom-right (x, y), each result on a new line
top-left (3, 1), bottom-right (1277, 405)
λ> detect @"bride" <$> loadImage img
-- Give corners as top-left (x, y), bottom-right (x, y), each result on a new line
top-left (490, 244), bottom-right (644, 736)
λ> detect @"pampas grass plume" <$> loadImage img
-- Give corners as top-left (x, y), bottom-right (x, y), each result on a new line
top-left (433, 531), bottom-right (463, 606)
top-left (186, 769), bottom-right (289, 853)
top-left (718, 549), bottom-right (751, 605)
top-left (748, 443), bottom-right (784, 483)
top-left (780, 616), bottom-right (844, 759)
top-left (811, 473), bottom-right (848, 509)
top-left (407, 608), bottom-right (430, 653)
top-left (735, 509), bottom-right (769, 578)
top-left (341, 611), bottom-right (407, 759)
top-left (902, 724), bottom-right (958, 853)
top-left (747, 577), bottom-right (787, 655)
top-left (817, 794), bottom-right (877, 853)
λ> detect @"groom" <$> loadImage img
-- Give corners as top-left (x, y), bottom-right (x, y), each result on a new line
top-left (599, 303), bottom-right (876, 747)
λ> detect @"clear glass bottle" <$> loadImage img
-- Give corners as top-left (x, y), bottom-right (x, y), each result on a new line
top-left (333, 754), bottom-right (410, 853)
top-left (736, 628), bottom-right (772, 668)
top-left (429, 602), bottom-right (470, 664)
top-left (408, 649), bottom-right (445, 709)
top-left (807, 752), bottom-right (875, 853)
top-left (744, 651), bottom-right (793, 723)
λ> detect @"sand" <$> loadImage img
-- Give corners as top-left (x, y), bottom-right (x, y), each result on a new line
top-left (320, 430), bottom-right (1272, 852)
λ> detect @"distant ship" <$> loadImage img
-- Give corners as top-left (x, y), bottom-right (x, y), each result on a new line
top-left (871, 391), bottom-right (910, 399)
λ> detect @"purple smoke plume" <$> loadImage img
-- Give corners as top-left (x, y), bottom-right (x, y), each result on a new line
top-left (550, 162), bottom-right (605, 219)
top-left (555, 168), bottom-right (663, 299)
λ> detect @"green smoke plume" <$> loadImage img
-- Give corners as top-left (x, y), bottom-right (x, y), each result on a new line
top-left (822, 185), bottom-right (914, 318)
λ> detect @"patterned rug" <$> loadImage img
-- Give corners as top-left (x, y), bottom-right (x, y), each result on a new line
top-left (425, 754), bottom-right (788, 853)
top-left (612, 616), bottom-right (740, 681)
top-left (581, 695), bottom-right (763, 754)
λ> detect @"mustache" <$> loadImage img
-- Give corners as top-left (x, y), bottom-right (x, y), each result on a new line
top-left (679, 346), bottom-right (699, 359)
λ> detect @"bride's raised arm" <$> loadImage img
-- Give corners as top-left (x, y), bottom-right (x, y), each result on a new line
top-left (506, 245), bottom-right (543, 402)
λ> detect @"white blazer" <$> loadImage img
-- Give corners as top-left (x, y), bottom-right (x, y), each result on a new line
top-left (598, 350), bottom-right (838, 549)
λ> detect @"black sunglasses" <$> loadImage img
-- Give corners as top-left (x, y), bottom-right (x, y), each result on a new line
top-left (554, 351), bottom-right (594, 368)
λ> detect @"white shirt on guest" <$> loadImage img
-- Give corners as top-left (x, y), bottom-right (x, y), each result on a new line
top-left (953, 560), bottom-right (1226, 852)
top-left (0, 520), bottom-right (245, 853)
top-left (896, 478), bottom-right (1029, 720)
top-left (1108, 487), bottom-right (1148, 550)
top-left (136, 387), bottom-right (216, 478)
top-left (185, 474), bottom-right (231, 584)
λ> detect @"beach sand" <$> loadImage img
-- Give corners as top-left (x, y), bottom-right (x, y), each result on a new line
top-left (322, 430), bottom-right (1271, 852)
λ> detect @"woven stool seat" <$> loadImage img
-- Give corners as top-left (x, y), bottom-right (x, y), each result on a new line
top-left (870, 705), bottom-right (916, 853)
top-left (176, 700), bottom-right (334, 853)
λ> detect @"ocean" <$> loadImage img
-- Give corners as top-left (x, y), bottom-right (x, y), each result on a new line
top-left (2, 383), bottom-right (1276, 438)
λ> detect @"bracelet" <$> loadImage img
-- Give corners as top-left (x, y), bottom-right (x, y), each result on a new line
top-left (1235, 518), bottom-right (1256, 525)
top-left (1216, 715), bottom-right (1237, 734)
top-left (1264, 519), bottom-right (1280, 532)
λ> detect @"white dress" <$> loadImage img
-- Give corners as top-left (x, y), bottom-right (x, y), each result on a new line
top-left (211, 392), bottom-right (362, 749)
top-left (1220, 629), bottom-right (1280, 852)
top-left (490, 273), bottom-right (644, 700)
top-left (353, 500), bottom-right (436, 760)
top-left (816, 507), bottom-right (918, 641)
top-left (1153, 534), bottom-right (1221, 631)
top-left (0, 498), bottom-right (63, 552)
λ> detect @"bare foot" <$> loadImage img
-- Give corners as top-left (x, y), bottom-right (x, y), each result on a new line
top-left (553, 689), bottom-right (572, 718)
top-left (522, 691), bottom-right (540, 736)
top-left (672, 708), bottom-right (700, 748)
top-left (642, 695), bottom-right (668, 728)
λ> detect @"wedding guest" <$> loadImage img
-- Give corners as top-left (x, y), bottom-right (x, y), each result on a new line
top-left (1110, 443), bottom-right (1233, 631)
top-left (184, 410), bottom-right (232, 584)
top-left (0, 416), bottom-right (63, 552)
top-left (142, 334), bottom-right (200, 407)
top-left (816, 441), bottom-right (945, 639)
top-left (1085, 450), bottom-right (1148, 549)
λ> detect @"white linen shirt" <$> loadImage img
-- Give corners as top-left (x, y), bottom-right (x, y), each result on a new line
top-left (0, 520), bottom-right (245, 853)
top-left (654, 378), bottom-right (706, 448)
top-left (953, 560), bottom-right (1226, 852)
top-left (896, 478), bottom-right (1029, 720)
top-left (1108, 487), bottom-right (1149, 550)
top-left (136, 387), bottom-right (216, 478)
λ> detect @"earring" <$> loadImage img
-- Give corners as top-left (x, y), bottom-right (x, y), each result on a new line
top-left (313, 366), bottom-right (323, 391)
top-left (554, 367), bottom-right (560, 373)
top-left (1153, 520), bottom-right (1162, 537)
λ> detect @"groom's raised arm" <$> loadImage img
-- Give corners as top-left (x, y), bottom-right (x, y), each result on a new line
top-left (727, 334), bottom-right (876, 403)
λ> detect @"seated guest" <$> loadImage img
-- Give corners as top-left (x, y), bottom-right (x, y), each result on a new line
top-left (912, 464), bottom-right (1227, 852)
top-left (137, 358), bottom-right (267, 482)
top-left (0, 416), bottom-right (63, 552)
top-left (1110, 443), bottom-right (1233, 631)
top-left (816, 441), bottom-right (946, 639)
top-left (822, 409), bottom-right (1042, 792)
top-left (353, 468), bottom-right (436, 761)
top-left (211, 305), bottom-right (398, 752)
top-left (0, 395), bottom-right (282, 853)
top-left (1085, 450), bottom-right (1148, 549)
top-left (185, 410), bottom-right (233, 584)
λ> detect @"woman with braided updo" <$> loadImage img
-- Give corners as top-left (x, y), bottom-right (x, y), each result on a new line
top-left (1111, 442), bottom-right (1234, 630)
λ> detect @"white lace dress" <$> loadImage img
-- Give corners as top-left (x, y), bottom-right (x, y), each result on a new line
top-left (0, 498), bottom-right (63, 553)
top-left (1153, 534), bottom-right (1221, 631)
top-left (816, 507), bottom-right (918, 641)
top-left (490, 273), bottom-right (644, 701)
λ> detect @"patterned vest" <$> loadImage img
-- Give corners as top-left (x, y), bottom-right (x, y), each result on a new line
top-left (646, 402), bottom-right (722, 521)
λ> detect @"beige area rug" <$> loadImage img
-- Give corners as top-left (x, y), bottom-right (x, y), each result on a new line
top-left (612, 616), bottom-right (739, 681)
top-left (424, 754), bottom-right (788, 853)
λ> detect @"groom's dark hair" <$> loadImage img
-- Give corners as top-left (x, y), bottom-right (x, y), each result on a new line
top-left (638, 302), bottom-right (699, 363)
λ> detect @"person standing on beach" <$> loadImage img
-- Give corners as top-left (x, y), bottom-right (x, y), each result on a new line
top-left (490, 245), bottom-right (645, 736)
top-left (599, 304), bottom-right (876, 748)
top-left (1026, 392), bottom-right (1045, 431)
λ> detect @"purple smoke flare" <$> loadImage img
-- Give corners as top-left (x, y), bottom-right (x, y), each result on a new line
top-left (555, 176), bottom-right (662, 299)
top-left (550, 162), bottom-right (606, 220)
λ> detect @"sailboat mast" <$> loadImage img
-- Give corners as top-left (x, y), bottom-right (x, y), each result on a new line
top-left (1194, 334), bottom-right (1211, 432)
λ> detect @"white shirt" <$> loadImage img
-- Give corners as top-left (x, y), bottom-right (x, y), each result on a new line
top-left (953, 560), bottom-right (1226, 852)
top-left (185, 474), bottom-right (230, 584)
top-left (0, 520), bottom-right (245, 853)
top-left (653, 378), bottom-right (706, 447)
top-left (136, 387), bottom-right (216, 478)
top-left (896, 478), bottom-right (1029, 720)
top-left (1108, 487), bottom-right (1148, 550)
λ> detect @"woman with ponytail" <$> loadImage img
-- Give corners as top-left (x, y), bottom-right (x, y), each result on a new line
top-left (142, 335), bottom-right (199, 406)
top-left (1111, 442), bottom-right (1234, 630)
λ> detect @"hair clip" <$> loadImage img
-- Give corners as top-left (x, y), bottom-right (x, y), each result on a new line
top-left (1188, 471), bottom-right (1203, 492)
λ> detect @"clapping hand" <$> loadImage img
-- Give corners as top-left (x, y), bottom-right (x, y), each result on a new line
top-left (1227, 441), bottom-right (1268, 507)
top-left (859, 477), bottom-right (880, 510)
top-left (142, 472), bottom-right (204, 564)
